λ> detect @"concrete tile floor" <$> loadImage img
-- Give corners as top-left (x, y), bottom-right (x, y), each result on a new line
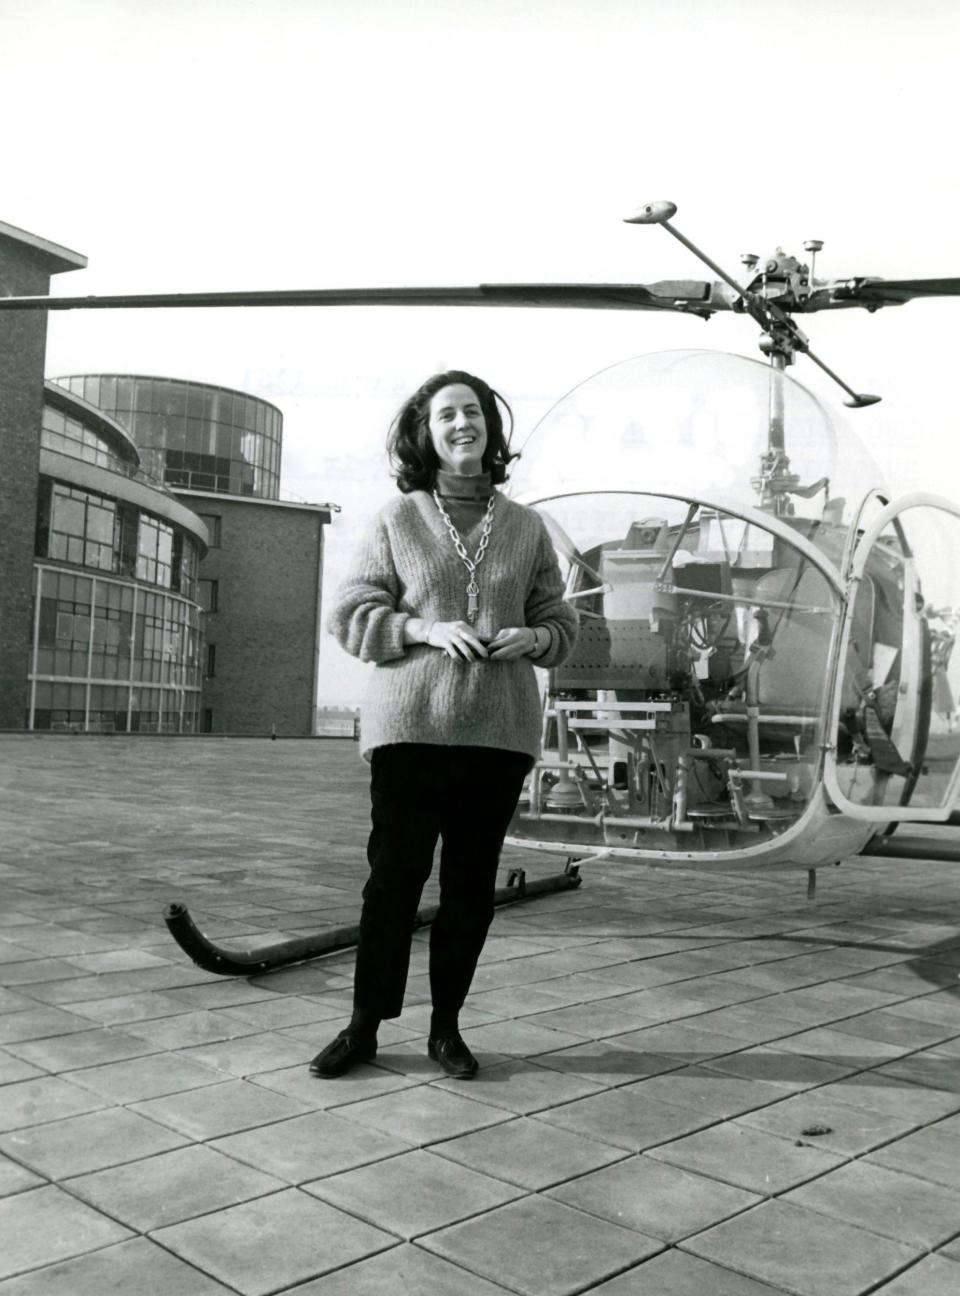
top-left (1, 735), bottom-right (960, 1295)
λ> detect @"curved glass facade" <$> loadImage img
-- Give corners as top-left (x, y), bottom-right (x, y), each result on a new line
top-left (29, 567), bottom-right (202, 732)
top-left (54, 375), bottom-right (283, 499)
top-left (41, 402), bottom-right (137, 474)
top-left (32, 385), bottom-right (207, 733)
top-left (35, 478), bottom-right (201, 600)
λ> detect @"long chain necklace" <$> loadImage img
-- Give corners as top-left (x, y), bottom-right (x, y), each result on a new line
top-left (432, 490), bottom-right (496, 623)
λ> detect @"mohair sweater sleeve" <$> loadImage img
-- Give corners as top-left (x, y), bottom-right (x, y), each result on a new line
top-left (525, 518), bottom-right (579, 669)
top-left (326, 514), bottom-right (409, 663)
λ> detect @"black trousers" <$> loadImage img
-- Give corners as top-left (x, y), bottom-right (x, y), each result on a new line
top-left (352, 743), bottom-right (532, 1022)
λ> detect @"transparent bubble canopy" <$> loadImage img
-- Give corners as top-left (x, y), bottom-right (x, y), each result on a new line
top-left (509, 349), bottom-right (884, 522)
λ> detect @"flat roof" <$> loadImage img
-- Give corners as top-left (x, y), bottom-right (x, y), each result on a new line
top-left (0, 221), bottom-right (87, 274)
top-left (173, 487), bottom-right (338, 518)
top-left (53, 372), bottom-right (284, 415)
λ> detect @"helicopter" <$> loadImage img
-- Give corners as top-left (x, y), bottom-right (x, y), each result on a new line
top-left (495, 203), bottom-right (960, 890)
top-left (4, 201), bottom-right (960, 974)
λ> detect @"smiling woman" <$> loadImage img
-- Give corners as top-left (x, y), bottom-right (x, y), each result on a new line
top-left (310, 368), bottom-right (579, 1083)
top-left (428, 382), bottom-right (488, 475)
top-left (386, 369), bottom-right (515, 494)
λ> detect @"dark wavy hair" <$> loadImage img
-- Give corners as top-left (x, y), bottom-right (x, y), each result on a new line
top-left (387, 369), bottom-right (516, 493)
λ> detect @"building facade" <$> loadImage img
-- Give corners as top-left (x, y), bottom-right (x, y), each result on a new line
top-left (31, 382), bottom-right (208, 732)
top-left (176, 490), bottom-right (327, 735)
top-left (0, 222), bottom-right (87, 730)
top-left (52, 375), bottom-right (332, 736)
top-left (53, 374), bottom-right (283, 499)
top-left (1, 222), bottom-right (334, 737)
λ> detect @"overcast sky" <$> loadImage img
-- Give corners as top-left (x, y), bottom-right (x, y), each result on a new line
top-left (6, 0), bottom-right (960, 704)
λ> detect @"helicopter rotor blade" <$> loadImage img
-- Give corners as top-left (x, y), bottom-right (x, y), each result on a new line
top-left (0, 281), bottom-right (720, 316)
top-left (831, 276), bottom-right (960, 308)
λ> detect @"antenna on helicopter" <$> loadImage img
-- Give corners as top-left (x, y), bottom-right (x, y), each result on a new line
top-left (625, 201), bottom-right (880, 515)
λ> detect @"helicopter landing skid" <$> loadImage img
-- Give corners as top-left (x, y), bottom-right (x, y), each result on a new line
top-left (164, 860), bottom-right (584, 977)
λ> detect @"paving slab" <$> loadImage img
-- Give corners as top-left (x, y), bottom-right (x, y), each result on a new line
top-left (828, 1008), bottom-right (959, 1051)
top-left (64, 1143), bottom-right (287, 1231)
top-left (0, 1155), bottom-right (44, 1198)
top-left (248, 1058), bottom-right (419, 1109)
top-left (684, 1199), bottom-right (921, 1296)
top-left (430, 1112), bottom-right (628, 1189)
top-left (622, 1064), bottom-right (794, 1119)
top-left (128, 1076), bottom-right (312, 1139)
top-left (532, 1037), bottom-right (680, 1088)
top-left (783, 1159), bottom-right (960, 1250)
top-left (587, 1248), bottom-right (792, 1294)
top-left (458, 1017), bottom-right (589, 1057)
top-left (335, 1081), bottom-right (513, 1146)
top-left (304, 1146), bottom-right (523, 1238)
top-left (179, 1029), bottom-right (312, 1077)
top-left (533, 1085), bottom-right (716, 1151)
top-left (0, 1184), bottom-right (131, 1281)
top-left (881, 992), bottom-right (960, 1029)
top-left (5, 1026), bottom-right (162, 1073)
top-left (209, 1107), bottom-right (411, 1182)
top-left (151, 1188), bottom-right (397, 1296)
top-left (700, 1046), bottom-right (860, 1089)
top-left (285, 1242), bottom-right (518, 1295)
top-left (0, 1106), bottom-right (188, 1178)
top-left (608, 1017), bottom-right (748, 1062)
top-left (734, 1090), bottom-right (918, 1157)
top-left (420, 1194), bottom-right (663, 1296)
top-left (815, 1072), bottom-right (960, 1123)
top-left (0, 1075), bottom-right (108, 1132)
top-left (0, 1236), bottom-right (238, 1294)
top-left (864, 1123), bottom-right (960, 1191)
top-left (868, 1254), bottom-right (960, 1296)
top-left (770, 1025), bottom-right (913, 1066)
top-left (62, 990), bottom-right (214, 1025)
top-left (0, 1006), bottom-right (97, 1045)
top-left (431, 1056), bottom-right (605, 1113)
top-left (63, 1052), bottom-right (225, 1104)
top-left (646, 1121), bottom-right (846, 1195)
top-left (872, 1048), bottom-right (960, 1094)
top-left (547, 1154), bottom-right (761, 1242)
top-left (0, 1052), bottom-right (42, 1085)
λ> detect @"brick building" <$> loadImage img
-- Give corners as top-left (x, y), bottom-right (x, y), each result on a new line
top-left (1, 220), bottom-right (334, 736)
top-left (0, 223), bottom-right (86, 730)
top-left (54, 375), bottom-right (333, 735)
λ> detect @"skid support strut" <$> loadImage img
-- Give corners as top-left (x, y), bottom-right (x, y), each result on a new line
top-left (165, 863), bottom-right (582, 977)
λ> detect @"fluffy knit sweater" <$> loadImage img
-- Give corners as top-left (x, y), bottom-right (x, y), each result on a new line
top-left (328, 486), bottom-right (578, 759)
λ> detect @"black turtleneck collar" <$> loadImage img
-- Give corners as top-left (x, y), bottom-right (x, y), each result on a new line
top-left (434, 469), bottom-right (493, 500)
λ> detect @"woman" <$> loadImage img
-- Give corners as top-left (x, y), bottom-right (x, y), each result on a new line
top-left (312, 370), bottom-right (577, 1080)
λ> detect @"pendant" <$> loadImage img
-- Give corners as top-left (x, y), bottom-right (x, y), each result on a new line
top-left (466, 578), bottom-right (480, 623)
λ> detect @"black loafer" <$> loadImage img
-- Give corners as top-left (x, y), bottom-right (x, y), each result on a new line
top-left (309, 1030), bottom-right (377, 1078)
top-left (428, 1034), bottom-right (479, 1079)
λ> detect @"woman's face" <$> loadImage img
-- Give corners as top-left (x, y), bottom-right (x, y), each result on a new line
top-left (428, 383), bottom-right (488, 476)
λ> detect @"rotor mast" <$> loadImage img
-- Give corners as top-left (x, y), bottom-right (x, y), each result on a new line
top-left (625, 201), bottom-right (879, 515)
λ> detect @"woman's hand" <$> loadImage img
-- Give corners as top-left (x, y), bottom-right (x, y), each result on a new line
top-left (487, 627), bottom-right (537, 660)
top-left (426, 620), bottom-right (490, 661)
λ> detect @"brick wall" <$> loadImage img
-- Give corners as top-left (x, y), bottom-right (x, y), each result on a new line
top-left (0, 244), bottom-right (54, 728)
top-left (183, 496), bottom-right (326, 735)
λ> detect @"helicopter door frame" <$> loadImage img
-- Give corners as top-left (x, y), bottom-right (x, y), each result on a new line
top-left (516, 486), bottom-right (846, 590)
top-left (824, 491), bottom-right (960, 823)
